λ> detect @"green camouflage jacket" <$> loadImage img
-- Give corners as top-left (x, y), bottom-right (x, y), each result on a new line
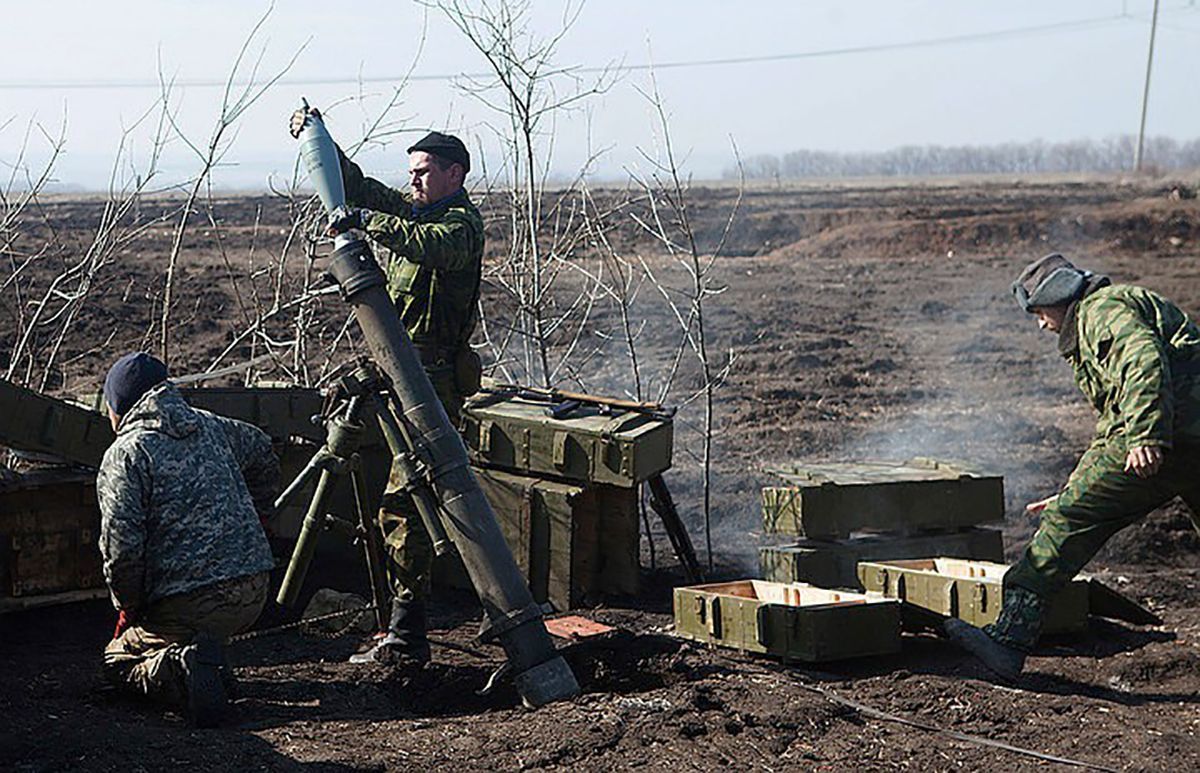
top-left (1066, 283), bottom-right (1200, 450)
top-left (97, 382), bottom-right (277, 613)
top-left (340, 152), bottom-right (485, 355)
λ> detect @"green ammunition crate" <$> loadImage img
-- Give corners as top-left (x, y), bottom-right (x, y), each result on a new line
top-left (856, 557), bottom-right (1089, 633)
top-left (0, 378), bottom-right (114, 468)
top-left (762, 459), bottom-right (1004, 539)
top-left (673, 580), bottom-right (901, 662)
top-left (181, 387), bottom-right (326, 444)
top-left (435, 467), bottom-right (640, 610)
top-left (760, 527), bottom-right (1004, 589)
top-left (0, 471), bottom-right (106, 611)
top-left (460, 393), bottom-right (672, 488)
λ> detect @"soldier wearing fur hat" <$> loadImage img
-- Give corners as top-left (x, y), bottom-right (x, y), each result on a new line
top-left (946, 254), bottom-right (1200, 680)
top-left (288, 108), bottom-right (485, 668)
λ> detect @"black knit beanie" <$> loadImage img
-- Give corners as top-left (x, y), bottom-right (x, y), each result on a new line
top-left (103, 352), bottom-right (168, 416)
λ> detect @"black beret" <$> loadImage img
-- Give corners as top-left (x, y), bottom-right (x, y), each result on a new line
top-left (407, 131), bottom-right (470, 174)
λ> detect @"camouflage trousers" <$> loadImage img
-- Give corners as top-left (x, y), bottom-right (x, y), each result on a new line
top-left (378, 367), bottom-right (463, 602)
top-left (990, 440), bottom-right (1200, 650)
top-left (102, 572), bottom-right (269, 704)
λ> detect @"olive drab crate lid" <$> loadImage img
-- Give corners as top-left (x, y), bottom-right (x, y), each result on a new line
top-left (761, 458), bottom-right (1004, 539)
top-left (855, 557), bottom-right (1160, 633)
top-left (461, 390), bottom-right (673, 488)
top-left (672, 579), bottom-right (901, 662)
top-left (758, 527), bottom-right (1004, 590)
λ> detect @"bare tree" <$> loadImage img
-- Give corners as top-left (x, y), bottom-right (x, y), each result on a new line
top-left (628, 70), bottom-right (743, 571)
top-left (156, 6), bottom-right (306, 365)
top-left (2, 99), bottom-right (174, 392)
top-left (434, 0), bottom-right (617, 388)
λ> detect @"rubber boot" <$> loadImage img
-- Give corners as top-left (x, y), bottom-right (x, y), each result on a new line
top-left (349, 598), bottom-right (431, 667)
top-left (943, 618), bottom-right (1027, 682)
top-left (178, 634), bottom-right (229, 727)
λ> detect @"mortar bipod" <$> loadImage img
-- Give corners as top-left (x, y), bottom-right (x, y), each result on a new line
top-left (274, 394), bottom-right (392, 632)
top-left (274, 364), bottom-right (458, 630)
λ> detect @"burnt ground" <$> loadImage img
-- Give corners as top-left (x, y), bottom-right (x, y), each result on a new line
top-left (3, 175), bottom-right (1200, 770)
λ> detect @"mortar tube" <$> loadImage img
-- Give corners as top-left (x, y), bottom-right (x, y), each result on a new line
top-left (323, 235), bottom-right (579, 707)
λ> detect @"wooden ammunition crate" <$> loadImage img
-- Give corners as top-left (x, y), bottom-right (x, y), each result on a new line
top-left (461, 392), bottom-right (672, 488)
top-left (856, 557), bottom-right (1091, 633)
top-left (762, 459), bottom-right (1004, 539)
top-left (0, 471), bottom-right (107, 612)
top-left (760, 527), bottom-right (1004, 590)
top-left (435, 467), bottom-right (640, 610)
top-left (673, 580), bottom-right (901, 662)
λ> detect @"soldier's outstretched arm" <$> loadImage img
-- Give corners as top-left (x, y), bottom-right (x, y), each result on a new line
top-left (339, 148), bottom-right (413, 216)
top-left (96, 445), bottom-right (151, 613)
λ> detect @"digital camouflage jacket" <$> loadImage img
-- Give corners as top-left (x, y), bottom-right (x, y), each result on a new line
top-left (97, 382), bottom-right (277, 613)
top-left (340, 152), bottom-right (485, 355)
top-left (1065, 283), bottom-right (1200, 450)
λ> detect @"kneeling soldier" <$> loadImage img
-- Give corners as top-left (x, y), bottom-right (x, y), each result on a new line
top-left (98, 352), bottom-right (279, 726)
top-left (946, 254), bottom-right (1200, 680)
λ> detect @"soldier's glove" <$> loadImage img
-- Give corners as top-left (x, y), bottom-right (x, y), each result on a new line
top-left (289, 105), bottom-right (321, 138)
top-left (113, 608), bottom-right (136, 639)
top-left (327, 206), bottom-right (372, 236)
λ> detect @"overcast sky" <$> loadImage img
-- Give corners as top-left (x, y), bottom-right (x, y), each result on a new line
top-left (1, 0), bottom-right (1197, 190)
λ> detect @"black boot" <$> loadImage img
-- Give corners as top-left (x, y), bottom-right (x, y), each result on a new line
top-left (178, 634), bottom-right (229, 727)
top-left (943, 618), bottom-right (1026, 682)
top-left (349, 599), bottom-right (431, 667)
top-left (944, 584), bottom-right (1046, 683)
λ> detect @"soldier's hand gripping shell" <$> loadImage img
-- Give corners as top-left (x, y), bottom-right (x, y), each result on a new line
top-left (327, 206), bottom-right (371, 236)
top-left (289, 105), bottom-right (321, 139)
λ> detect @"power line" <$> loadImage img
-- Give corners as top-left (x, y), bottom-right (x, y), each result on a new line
top-left (0, 12), bottom-right (1134, 91)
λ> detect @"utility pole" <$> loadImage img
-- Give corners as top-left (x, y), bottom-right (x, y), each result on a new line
top-left (1134, 0), bottom-right (1160, 172)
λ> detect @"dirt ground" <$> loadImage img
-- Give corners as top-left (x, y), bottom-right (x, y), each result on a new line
top-left (3, 175), bottom-right (1200, 771)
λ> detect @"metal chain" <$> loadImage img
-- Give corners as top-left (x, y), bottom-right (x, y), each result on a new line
top-left (230, 604), bottom-right (377, 643)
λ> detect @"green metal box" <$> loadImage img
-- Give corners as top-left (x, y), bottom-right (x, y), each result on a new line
top-left (0, 471), bottom-right (107, 612)
top-left (434, 467), bottom-right (640, 610)
top-left (760, 527), bottom-right (1004, 590)
top-left (460, 393), bottom-right (672, 488)
top-left (856, 557), bottom-right (1089, 633)
top-left (762, 459), bottom-right (1004, 539)
top-left (673, 580), bottom-right (902, 662)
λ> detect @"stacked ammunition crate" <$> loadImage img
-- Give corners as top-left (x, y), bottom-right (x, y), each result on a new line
top-left (437, 389), bottom-right (673, 611)
top-left (758, 459), bottom-right (1005, 590)
top-left (0, 378), bottom-right (331, 612)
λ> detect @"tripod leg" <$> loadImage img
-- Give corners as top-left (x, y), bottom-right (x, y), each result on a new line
top-left (277, 468), bottom-right (339, 607)
top-left (372, 398), bottom-right (455, 556)
top-left (647, 474), bottom-right (705, 583)
top-left (352, 464), bottom-right (392, 632)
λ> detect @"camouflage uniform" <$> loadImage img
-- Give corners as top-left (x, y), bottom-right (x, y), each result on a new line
top-left (97, 382), bottom-right (277, 699)
top-left (341, 152), bottom-right (485, 601)
top-left (992, 283), bottom-right (1200, 650)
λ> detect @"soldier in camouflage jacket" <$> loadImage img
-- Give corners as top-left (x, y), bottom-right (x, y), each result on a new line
top-left (946, 254), bottom-right (1200, 680)
top-left (289, 110), bottom-right (485, 667)
top-left (97, 352), bottom-right (277, 725)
